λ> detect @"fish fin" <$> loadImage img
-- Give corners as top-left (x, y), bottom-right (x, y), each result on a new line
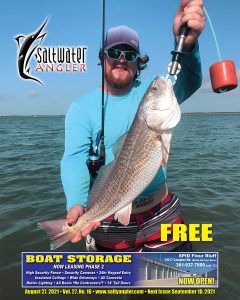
top-left (38, 219), bottom-right (74, 250)
top-left (114, 203), bottom-right (132, 226)
top-left (87, 161), bottom-right (115, 209)
top-left (160, 131), bottom-right (172, 167)
top-left (112, 133), bottom-right (127, 158)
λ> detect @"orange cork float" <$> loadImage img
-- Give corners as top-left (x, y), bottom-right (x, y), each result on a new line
top-left (210, 60), bottom-right (238, 93)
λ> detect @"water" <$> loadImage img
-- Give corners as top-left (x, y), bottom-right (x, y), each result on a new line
top-left (0, 114), bottom-right (240, 299)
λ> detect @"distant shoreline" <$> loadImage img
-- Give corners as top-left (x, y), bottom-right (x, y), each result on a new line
top-left (182, 112), bottom-right (240, 115)
top-left (1, 112), bottom-right (240, 117)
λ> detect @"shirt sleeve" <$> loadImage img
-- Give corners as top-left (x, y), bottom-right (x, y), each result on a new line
top-left (61, 101), bottom-right (92, 211)
top-left (173, 42), bottom-right (203, 104)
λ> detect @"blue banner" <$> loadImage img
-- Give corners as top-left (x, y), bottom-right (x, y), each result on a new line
top-left (22, 252), bottom-right (218, 288)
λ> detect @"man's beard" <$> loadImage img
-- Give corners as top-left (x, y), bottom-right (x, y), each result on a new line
top-left (105, 66), bottom-right (134, 89)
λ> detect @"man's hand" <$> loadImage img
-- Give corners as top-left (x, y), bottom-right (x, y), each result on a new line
top-left (173, 0), bottom-right (205, 51)
top-left (66, 205), bottom-right (101, 243)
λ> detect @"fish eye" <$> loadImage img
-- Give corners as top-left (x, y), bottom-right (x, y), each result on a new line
top-left (152, 87), bottom-right (157, 91)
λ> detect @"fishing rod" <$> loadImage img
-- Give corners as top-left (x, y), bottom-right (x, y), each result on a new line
top-left (87, 0), bottom-right (106, 180)
top-left (100, 0), bottom-right (106, 165)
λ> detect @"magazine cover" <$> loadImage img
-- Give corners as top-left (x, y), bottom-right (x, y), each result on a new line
top-left (1, 0), bottom-right (239, 299)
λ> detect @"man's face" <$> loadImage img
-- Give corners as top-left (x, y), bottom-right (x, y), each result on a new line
top-left (104, 44), bottom-right (138, 90)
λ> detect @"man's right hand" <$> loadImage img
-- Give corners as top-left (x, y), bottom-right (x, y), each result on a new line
top-left (66, 205), bottom-right (101, 243)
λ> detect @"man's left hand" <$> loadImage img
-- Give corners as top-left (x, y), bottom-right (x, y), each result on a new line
top-left (173, 0), bottom-right (205, 51)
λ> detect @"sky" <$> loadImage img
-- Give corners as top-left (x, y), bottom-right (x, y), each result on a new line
top-left (0, 0), bottom-right (239, 115)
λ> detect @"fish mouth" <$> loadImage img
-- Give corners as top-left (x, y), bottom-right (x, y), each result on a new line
top-left (151, 76), bottom-right (169, 91)
top-left (152, 76), bottom-right (162, 84)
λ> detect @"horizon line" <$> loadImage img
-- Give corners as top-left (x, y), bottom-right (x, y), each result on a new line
top-left (1, 112), bottom-right (240, 117)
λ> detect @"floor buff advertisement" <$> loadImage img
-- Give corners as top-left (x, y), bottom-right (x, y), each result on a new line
top-left (0, 1), bottom-right (239, 300)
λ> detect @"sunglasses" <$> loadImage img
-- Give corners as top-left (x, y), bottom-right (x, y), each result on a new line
top-left (104, 48), bottom-right (139, 62)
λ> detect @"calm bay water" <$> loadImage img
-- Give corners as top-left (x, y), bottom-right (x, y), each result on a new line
top-left (0, 114), bottom-right (240, 299)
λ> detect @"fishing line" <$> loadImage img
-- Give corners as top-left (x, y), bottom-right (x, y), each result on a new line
top-left (87, 0), bottom-right (106, 181)
top-left (203, 7), bottom-right (222, 62)
top-left (100, 0), bottom-right (106, 163)
top-left (204, 6), bottom-right (238, 93)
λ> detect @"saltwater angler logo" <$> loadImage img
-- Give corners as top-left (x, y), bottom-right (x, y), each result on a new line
top-left (15, 19), bottom-right (87, 85)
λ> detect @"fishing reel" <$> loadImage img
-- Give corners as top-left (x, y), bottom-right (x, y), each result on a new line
top-left (87, 152), bottom-right (105, 178)
top-left (87, 141), bottom-right (105, 181)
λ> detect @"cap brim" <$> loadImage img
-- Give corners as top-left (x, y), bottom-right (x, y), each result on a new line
top-left (104, 42), bottom-right (139, 53)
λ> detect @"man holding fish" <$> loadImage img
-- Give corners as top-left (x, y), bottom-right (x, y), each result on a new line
top-left (39, 0), bottom-right (205, 251)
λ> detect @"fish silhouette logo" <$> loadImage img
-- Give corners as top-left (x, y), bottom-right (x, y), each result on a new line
top-left (15, 19), bottom-right (48, 85)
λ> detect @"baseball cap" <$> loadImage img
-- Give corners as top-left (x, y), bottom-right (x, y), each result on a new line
top-left (104, 25), bottom-right (140, 53)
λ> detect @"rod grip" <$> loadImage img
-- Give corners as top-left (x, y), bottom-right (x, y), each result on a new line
top-left (179, 25), bottom-right (189, 37)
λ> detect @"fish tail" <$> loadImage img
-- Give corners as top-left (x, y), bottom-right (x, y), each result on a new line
top-left (38, 219), bottom-right (74, 250)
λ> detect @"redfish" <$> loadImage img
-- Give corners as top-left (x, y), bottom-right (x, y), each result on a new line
top-left (38, 76), bottom-right (181, 250)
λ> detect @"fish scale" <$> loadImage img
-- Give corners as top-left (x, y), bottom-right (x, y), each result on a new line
top-left (38, 76), bottom-right (181, 250)
top-left (85, 122), bottom-right (159, 215)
